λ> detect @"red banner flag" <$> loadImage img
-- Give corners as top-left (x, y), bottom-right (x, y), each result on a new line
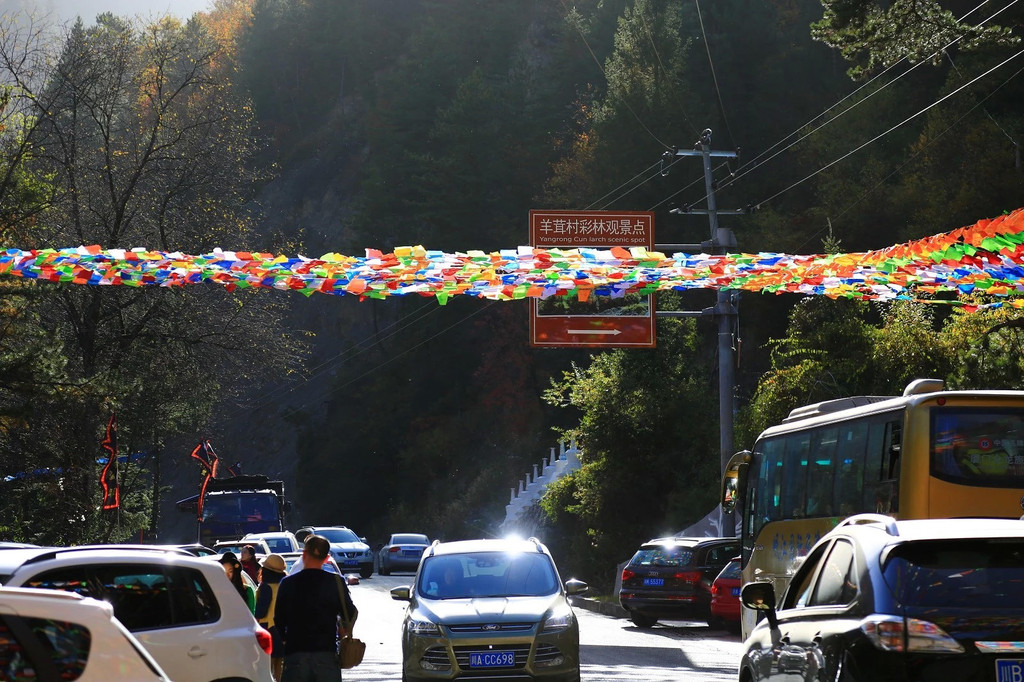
top-left (189, 440), bottom-right (220, 521)
top-left (99, 414), bottom-right (120, 510)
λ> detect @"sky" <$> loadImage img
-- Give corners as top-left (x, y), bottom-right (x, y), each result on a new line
top-left (1, 0), bottom-right (212, 25)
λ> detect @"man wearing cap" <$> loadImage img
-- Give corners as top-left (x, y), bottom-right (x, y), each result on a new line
top-left (255, 553), bottom-right (288, 682)
top-left (274, 534), bottom-right (358, 681)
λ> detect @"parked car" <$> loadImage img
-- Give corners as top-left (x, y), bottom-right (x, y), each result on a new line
top-left (0, 586), bottom-right (173, 681)
top-left (214, 538), bottom-right (272, 557)
top-left (390, 536), bottom-right (588, 682)
top-left (173, 542), bottom-right (218, 557)
top-left (738, 514), bottom-right (1024, 682)
top-left (295, 526), bottom-right (373, 578)
top-left (243, 530), bottom-right (301, 554)
top-left (0, 545), bottom-right (274, 682)
top-left (378, 532), bottom-right (430, 575)
top-left (618, 535), bottom-right (740, 628)
top-left (279, 551), bottom-right (349, 580)
top-left (709, 556), bottom-right (742, 633)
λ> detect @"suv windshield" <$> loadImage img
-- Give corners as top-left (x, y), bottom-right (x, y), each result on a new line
top-left (631, 545), bottom-right (696, 567)
top-left (417, 552), bottom-right (558, 599)
top-left (882, 539), bottom-right (1024, 608)
top-left (319, 529), bottom-right (360, 543)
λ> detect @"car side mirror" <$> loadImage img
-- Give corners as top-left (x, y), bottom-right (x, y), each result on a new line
top-left (565, 578), bottom-right (589, 596)
top-left (740, 581), bottom-right (778, 630)
top-left (390, 586), bottom-right (412, 602)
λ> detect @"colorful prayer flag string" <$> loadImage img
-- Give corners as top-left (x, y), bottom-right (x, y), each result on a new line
top-left (1, 208), bottom-right (1023, 311)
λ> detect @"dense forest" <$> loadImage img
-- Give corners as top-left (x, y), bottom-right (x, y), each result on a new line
top-left (0, 0), bottom-right (1022, 591)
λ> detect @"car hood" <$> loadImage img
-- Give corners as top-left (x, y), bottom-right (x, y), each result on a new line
top-left (330, 542), bottom-right (369, 552)
top-left (419, 594), bottom-right (562, 624)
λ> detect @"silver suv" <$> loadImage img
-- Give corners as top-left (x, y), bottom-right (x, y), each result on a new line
top-left (296, 525), bottom-right (374, 578)
top-left (0, 546), bottom-right (274, 682)
top-left (391, 537), bottom-right (589, 681)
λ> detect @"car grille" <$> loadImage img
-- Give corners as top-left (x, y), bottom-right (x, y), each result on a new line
top-left (421, 646), bottom-right (452, 671)
top-left (336, 551), bottom-right (361, 559)
top-left (453, 643), bottom-right (531, 670)
top-left (448, 622), bottom-right (534, 633)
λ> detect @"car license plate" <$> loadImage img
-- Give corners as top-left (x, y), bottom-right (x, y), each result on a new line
top-left (469, 651), bottom-right (515, 668)
top-left (731, 587), bottom-right (740, 597)
top-left (997, 659), bottom-right (1024, 681)
top-left (342, 560), bottom-right (358, 566)
top-left (643, 577), bottom-right (664, 586)
top-left (402, 549), bottom-right (419, 556)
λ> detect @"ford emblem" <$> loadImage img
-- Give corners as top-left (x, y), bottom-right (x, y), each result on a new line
top-left (483, 624), bottom-right (500, 631)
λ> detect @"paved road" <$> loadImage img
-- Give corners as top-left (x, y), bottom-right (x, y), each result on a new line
top-left (344, 573), bottom-right (743, 681)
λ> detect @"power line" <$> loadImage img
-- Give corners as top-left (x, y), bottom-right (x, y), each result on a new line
top-left (674, 0), bottom-right (1018, 212)
top-left (755, 46), bottom-right (1024, 209)
top-left (694, 0), bottom-right (735, 148)
top-left (795, 60), bottom-right (1024, 252)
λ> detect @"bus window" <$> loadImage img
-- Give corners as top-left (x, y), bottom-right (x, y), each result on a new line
top-left (782, 433), bottom-right (811, 518)
top-left (931, 408), bottom-right (1024, 485)
top-left (752, 439), bottom-right (785, 538)
top-left (865, 418), bottom-right (901, 514)
top-left (834, 421), bottom-right (868, 515)
top-left (807, 428), bottom-right (838, 516)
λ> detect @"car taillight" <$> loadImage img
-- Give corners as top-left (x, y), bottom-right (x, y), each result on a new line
top-left (390, 546), bottom-right (401, 553)
top-left (674, 571), bottom-right (701, 583)
top-left (255, 626), bottom-right (273, 655)
top-left (710, 583), bottom-right (720, 596)
top-left (860, 615), bottom-right (964, 654)
top-left (622, 568), bottom-right (636, 581)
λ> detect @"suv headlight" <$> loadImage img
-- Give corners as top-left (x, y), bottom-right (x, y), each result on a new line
top-left (408, 618), bottom-right (440, 636)
top-left (541, 603), bottom-right (574, 632)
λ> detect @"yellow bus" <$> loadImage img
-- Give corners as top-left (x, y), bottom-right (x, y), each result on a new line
top-left (721, 378), bottom-right (1024, 638)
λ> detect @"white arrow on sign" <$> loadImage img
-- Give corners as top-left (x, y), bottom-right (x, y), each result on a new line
top-left (567, 328), bottom-right (623, 335)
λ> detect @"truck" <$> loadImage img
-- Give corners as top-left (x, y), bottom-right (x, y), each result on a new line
top-left (176, 474), bottom-right (291, 546)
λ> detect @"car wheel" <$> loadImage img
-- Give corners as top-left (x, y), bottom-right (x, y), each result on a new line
top-left (708, 616), bottom-right (724, 630)
top-left (359, 564), bottom-right (373, 579)
top-left (725, 620), bottom-right (742, 635)
top-left (379, 564), bottom-right (391, 576)
top-left (630, 613), bottom-right (657, 628)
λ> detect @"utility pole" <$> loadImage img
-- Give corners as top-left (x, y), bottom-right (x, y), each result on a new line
top-left (656, 128), bottom-right (743, 537)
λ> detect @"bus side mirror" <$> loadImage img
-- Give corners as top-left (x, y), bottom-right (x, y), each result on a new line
top-left (741, 581), bottom-right (778, 630)
top-left (722, 450), bottom-right (751, 514)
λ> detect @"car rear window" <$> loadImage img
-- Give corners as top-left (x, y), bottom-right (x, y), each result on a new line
top-left (718, 559), bottom-right (742, 580)
top-left (882, 539), bottom-right (1024, 608)
top-left (631, 546), bottom-right (696, 567)
top-left (0, 615), bottom-right (90, 680)
top-left (392, 534), bottom-right (428, 545)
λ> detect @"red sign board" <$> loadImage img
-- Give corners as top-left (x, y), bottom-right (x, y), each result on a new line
top-left (529, 210), bottom-right (656, 348)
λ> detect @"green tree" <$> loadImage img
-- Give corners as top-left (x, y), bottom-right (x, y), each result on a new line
top-left (0, 12), bottom-right (302, 544)
top-left (540, 315), bottom-right (719, 591)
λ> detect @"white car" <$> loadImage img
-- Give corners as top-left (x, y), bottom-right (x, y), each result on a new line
top-left (243, 531), bottom-right (301, 554)
top-left (295, 526), bottom-right (374, 578)
top-left (0, 546), bottom-right (274, 682)
top-left (214, 538), bottom-right (273, 556)
top-left (0, 586), bottom-right (172, 681)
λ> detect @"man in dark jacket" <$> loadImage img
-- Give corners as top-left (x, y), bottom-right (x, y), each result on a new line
top-left (274, 534), bottom-right (359, 681)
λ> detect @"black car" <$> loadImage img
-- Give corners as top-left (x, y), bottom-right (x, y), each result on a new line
top-left (738, 514), bottom-right (1024, 682)
top-left (618, 535), bottom-right (740, 628)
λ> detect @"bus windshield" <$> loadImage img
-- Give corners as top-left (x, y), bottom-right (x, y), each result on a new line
top-left (931, 408), bottom-right (1024, 485)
